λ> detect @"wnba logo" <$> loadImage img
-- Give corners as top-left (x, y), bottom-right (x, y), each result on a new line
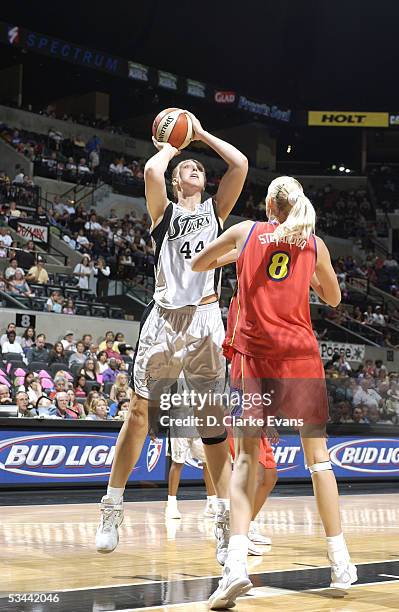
top-left (147, 438), bottom-right (163, 472)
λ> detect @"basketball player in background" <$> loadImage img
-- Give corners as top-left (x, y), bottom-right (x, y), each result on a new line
top-left (192, 177), bottom-right (357, 608)
top-left (165, 375), bottom-right (217, 520)
top-left (96, 111), bottom-right (248, 566)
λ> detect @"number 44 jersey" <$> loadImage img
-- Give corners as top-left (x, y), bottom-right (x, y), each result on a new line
top-left (232, 221), bottom-right (320, 360)
top-left (151, 198), bottom-right (222, 308)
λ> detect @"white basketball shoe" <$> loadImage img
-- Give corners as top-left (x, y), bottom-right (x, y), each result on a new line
top-left (208, 559), bottom-right (252, 610)
top-left (248, 521), bottom-right (272, 546)
top-left (165, 501), bottom-right (182, 519)
top-left (95, 495), bottom-right (124, 553)
top-left (329, 557), bottom-right (358, 591)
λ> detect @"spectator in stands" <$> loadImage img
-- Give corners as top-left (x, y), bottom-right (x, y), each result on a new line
top-left (86, 397), bottom-right (109, 421)
top-left (351, 405), bottom-right (367, 424)
top-left (53, 392), bottom-right (72, 419)
top-left (17, 240), bottom-right (36, 269)
top-left (21, 326), bottom-right (35, 353)
top-left (0, 323), bottom-right (22, 347)
top-left (9, 270), bottom-right (33, 297)
top-left (94, 257), bottom-right (110, 297)
top-left (83, 390), bottom-right (101, 416)
top-left (73, 255), bottom-right (92, 290)
top-left (97, 350), bottom-right (109, 374)
top-left (383, 253), bottom-right (398, 269)
top-left (114, 398), bottom-right (130, 420)
top-left (61, 331), bottom-right (75, 351)
top-left (15, 391), bottom-right (32, 417)
top-left (18, 372), bottom-right (42, 405)
top-left (98, 331), bottom-right (115, 351)
top-left (80, 358), bottom-right (101, 384)
top-left (372, 305), bottom-right (386, 327)
top-left (8, 201), bottom-right (22, 219)
top-left (102, 357), bottom-right (120, 384)
top-left (4, 257), bottom-right (23, 281)
top-left (0, 384), bottom-right (13, 405)
top-left (26, 256), bottom-right (49, 285)
top-left (50, 376), bottom-right (69, 399)
top-left (104, 338), bottom-right (120, 360)
top-left (74, 375), bottom-right (87, 398)
top-left (2, 330), bottom-right (27, 362)
top-left (110, 372), bottom-right (132, 402)
top-left (32, 396), bottom-right (53, 418)
top-left (63, 297), bottom-right (76, 315)
top-left (69, 341), bottom-right (87, 367)
top-left (82, 334), bottom-right (93, 353)
top-left (28, 333), bottom-right (49, 363)
top-left (66, 389), bottom-right (84, 419)
top-left (47, 342), bottom-right (68, 367)
top-left (0, 228), bottom-right (12, 249)
top-left (114, 332), bottom-right (125, 349)
top-left (84, 213), bottom-right (102, 233)
top-left (108, 389), bottom-right (128, 417)
top-left (46, 290), bottom-right (64, 313)
top-left (353, 378), bottom-right (382, 410)
top-left (34, 205), bottom-right (49, 225)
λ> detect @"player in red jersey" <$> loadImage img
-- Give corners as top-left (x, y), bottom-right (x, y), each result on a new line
top-left (224, 288), bottom-right (278, 554)
top-left (193, 176), bottom-right (357, 609)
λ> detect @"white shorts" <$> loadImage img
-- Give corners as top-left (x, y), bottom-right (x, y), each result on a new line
top-left (134, 301), bottom-right (226, 401)
top-left (169, 437), bottom-right (206, 464)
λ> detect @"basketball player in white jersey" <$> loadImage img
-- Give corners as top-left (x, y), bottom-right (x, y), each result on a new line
top-left (96, 112), bottom-right (248, 565)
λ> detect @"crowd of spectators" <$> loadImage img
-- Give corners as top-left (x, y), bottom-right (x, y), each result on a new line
top-left (0, 323), bottom-right (134, 420)
top-left (325, 352), bottom-right (399, 425)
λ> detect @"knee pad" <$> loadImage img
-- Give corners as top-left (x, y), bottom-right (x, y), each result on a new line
top-left (201, 430), bottom-right (228, 445)
top-left (308, 461), bottom-right (332, 475)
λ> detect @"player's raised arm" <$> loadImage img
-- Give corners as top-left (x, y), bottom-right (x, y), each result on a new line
top-left (144, 140), bottom-right (180, 226)
top-left (192, 220), bottom-right (254, 271)
top-left (185, 112), bottom-right (248, 222)
top-left (310, 236), bottom-right (341, 307)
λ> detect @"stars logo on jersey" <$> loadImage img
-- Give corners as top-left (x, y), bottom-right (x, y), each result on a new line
top-left (168, 213), bottom-right (211, 240)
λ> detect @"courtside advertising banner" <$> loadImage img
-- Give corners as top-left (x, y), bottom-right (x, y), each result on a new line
top-left (308, 111), bottom-right (389, 127)
top-left (0, 431), bottom-right (166, 484)
top-left (181, 435), bottom-right (399, 480)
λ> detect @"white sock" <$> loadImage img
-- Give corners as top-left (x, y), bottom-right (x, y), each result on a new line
top-left (207, 495), bottom-right (217, 503)
top-left (327, 533), bottom-right (350, 564)
top-left (217, 498), bottom-right (230, 514)
top-left (168, 495), bottom-right (177, 504)
top-left (228, 534), bottom-right (248, 562)
top-left (107, 485), bottom-right (124, 503)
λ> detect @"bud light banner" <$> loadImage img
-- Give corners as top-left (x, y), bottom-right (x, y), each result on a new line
top-left (180, 435), bottom-right (399, 481)
top-left (0, 431), bottom-right (166, 484)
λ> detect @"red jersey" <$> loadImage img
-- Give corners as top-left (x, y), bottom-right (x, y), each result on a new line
top-left (231, 222), bottom-right (319, 360)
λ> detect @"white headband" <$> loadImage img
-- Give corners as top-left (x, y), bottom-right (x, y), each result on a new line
top-left (288, 190), bottom-right (303, 206)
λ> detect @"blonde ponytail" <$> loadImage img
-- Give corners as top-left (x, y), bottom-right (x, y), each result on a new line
top-left (266, 176), bottom-right (315, 244)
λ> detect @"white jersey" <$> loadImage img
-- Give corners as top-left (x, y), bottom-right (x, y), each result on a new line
top-left (152, 198), bottom-right (222, 309)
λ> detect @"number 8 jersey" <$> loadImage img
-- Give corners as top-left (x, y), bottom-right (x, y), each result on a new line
top-left (151, 198), bottom-right (222, 308)
top-left (231, 221), bottom-right (319, 360)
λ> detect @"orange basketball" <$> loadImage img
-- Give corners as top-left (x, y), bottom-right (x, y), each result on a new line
top-left (152, 108), bottom-right (193, 150)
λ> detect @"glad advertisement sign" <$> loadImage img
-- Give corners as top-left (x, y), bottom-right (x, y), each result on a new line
top-left (0, 431), bottom-right (166, 484)
top-left (181, 435), bottom-right (399, 481)
top-left (214, 91), bottom-right (236, 104)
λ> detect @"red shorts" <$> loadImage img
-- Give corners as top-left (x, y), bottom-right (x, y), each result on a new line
top-left (230, 350), bottom-right (328, 427)
top-left (228, 435), bottom-right (276, 469)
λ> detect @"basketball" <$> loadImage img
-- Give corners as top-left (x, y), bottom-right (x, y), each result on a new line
top-left (152, 108), bottom-right (193, 150)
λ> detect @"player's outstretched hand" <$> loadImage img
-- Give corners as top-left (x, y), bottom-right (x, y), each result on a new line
top-left (264, 427), bottom-right (279, 444)
top-left (152, 137), bottom-right (180, 156)
top-left (183, 111), bottom-right (205, 141)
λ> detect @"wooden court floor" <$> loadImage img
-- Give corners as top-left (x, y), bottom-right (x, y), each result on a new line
top-left (0, 492), bottom-right (398, 611)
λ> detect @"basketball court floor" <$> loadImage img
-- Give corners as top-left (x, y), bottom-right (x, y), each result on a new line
top-left (0, 489), bottom-right (398, 611)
